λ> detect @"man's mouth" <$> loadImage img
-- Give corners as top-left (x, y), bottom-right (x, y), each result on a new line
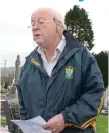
top-left (34, 33), bottom-right (40, 37)
top-left (35, 34), bottom-right (40, 37)
top-left (34, 34), bottom-right (41, 39)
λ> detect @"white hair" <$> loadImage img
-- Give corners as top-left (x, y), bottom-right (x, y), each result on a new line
top-left (49, 8), bottom-right (66, 30)
top-left (33, 7), bottom-right (66, 30)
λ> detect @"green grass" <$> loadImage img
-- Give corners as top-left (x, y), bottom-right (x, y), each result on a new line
top-left (96, 115), bottom-right (108, 133)
top-left (1, 118), bottom-right (7, 125)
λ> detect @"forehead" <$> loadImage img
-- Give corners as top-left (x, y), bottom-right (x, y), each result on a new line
top-left (31, 10), bottom-right (53, 21)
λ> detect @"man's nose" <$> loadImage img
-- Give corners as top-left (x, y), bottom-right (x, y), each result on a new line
top-left (32, 24), bottom-right (40, 31)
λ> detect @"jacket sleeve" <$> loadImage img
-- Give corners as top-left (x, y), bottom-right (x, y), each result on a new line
top-left (62, 47), bottom-right (104, 129)
top-left (16, 63), bottom-right (27, 120)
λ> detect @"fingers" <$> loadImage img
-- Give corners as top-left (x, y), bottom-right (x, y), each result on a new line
top-left (43, 123), bottom-right (58, 133)
top-left (51, 128), bottom-right (60, 133)
top-left (42, 114), bottom-right (64, 133)
top-left (51, 124), bottom-right (61, 133)
top-left (51, 128), bottom-right (57, 133)
top-left (43, 124), bottom-right (61, 133)
top-left (42, 122), bottom-right (54, 130)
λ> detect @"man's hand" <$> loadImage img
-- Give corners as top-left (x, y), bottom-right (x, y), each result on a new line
top-left (42, 114), bottom-right (65, 133)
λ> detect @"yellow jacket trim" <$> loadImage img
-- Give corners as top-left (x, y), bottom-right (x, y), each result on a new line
top-left (31, 58), bottom-right (40, 67)
top-left (64, 92), bottom-right (104, 129)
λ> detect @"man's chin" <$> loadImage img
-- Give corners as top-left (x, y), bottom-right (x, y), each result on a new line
top-left (35, 39), bottom-right (44, 45)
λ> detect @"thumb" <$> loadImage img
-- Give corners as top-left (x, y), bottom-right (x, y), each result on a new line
top-left (42, 123), bottom-right (51, 130)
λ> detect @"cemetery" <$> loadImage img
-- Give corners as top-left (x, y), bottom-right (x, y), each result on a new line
top-left (0, 55), bottom-right (21, 133)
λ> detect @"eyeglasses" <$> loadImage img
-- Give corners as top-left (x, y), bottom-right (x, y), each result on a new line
top-left (28, 18), bottom-right (56, 29)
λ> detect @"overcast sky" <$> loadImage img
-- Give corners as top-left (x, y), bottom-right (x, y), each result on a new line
top-left (0, 0), bottom-right (109, 67)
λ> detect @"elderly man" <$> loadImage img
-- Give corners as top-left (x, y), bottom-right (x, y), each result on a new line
top-left (16, 8), bottom-right (104, 133)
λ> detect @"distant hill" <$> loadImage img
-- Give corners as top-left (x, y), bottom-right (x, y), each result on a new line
top-left (1, 67), bottom-right (22, 76)
top-left (1, 67), bottom-right (15, 76)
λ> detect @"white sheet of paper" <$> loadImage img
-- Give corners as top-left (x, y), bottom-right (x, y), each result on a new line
top-left (11, 116), bottom-right (51, 133)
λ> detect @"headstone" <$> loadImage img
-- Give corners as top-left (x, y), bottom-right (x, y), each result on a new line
top-left (104, 88), bottom-right (109, 107)
top-left (1, 99), bottom-right (20, 133)
top-left (1, 100), bottom-right (14, 132)
top-left (10, 85), bottom-right (16, 94)
top-left (10, 103), bottom-right (20, 120)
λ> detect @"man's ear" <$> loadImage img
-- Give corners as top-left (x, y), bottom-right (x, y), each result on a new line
top-left (56, 21), bottom-right (62, 30)
top-left (56, 21), bottom-right (61, 26)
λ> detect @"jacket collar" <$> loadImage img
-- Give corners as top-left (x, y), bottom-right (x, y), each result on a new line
top-left (63, 30), bottom-right (81, 50)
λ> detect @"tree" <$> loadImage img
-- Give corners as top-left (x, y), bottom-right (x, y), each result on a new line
top-left (94, 51), bottom-right (108, 88)
top-left (64, 5), bottom-right (94, 50)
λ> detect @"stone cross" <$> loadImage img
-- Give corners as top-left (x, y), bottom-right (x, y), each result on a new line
top-left (15, 55), bottom-right (21, 84)
top-left (10, 55), bottom-right (21, 95)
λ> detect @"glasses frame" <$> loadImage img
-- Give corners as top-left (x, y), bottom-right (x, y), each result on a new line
top-left (28, 18), bottom-right (57, 29)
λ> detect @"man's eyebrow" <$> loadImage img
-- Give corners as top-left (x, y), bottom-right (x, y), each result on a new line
top-left (37, 17), bottom-right (46, 20)
top-left (31, 17), bottom-right (46, 23)
top-left (31, 17), bottom-right (46, 22)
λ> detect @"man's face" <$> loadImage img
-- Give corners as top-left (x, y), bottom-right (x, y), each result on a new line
top-left (31, 10), bottom-right (57, 46)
